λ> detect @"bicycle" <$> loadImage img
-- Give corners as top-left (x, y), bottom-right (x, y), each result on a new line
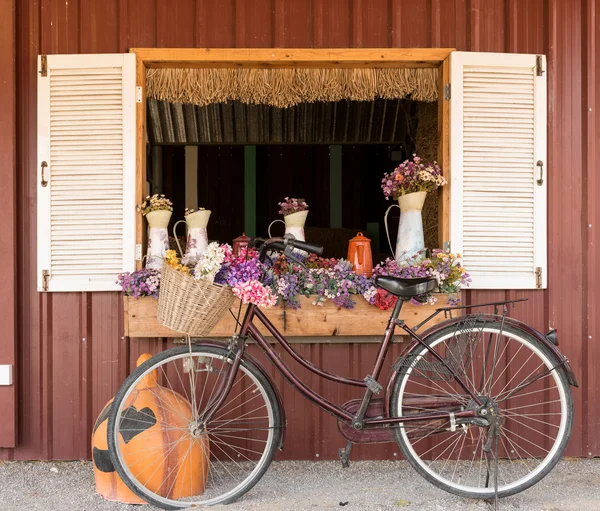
top-left (107, 236), bottom-right (577, 509)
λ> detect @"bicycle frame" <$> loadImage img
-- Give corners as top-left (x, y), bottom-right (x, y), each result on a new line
top-left (202, 295), bottom-right (482, 429)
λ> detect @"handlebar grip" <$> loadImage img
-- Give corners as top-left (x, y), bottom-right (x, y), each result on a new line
top-left (289, 239), bottom-right (324, 256)
top-left (270, 241), bottom-right (286, 251)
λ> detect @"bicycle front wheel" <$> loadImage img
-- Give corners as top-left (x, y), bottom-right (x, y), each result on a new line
top-left (391, 318), bottom-right (573, 499)
top-left (107, 345), bottom-right (282, 509)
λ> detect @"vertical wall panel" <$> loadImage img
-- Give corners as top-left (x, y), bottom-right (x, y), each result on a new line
top-left (157, 0), bottom-right (195, 47)
top-left (196, 0), bottom-right (235, 47)
top-left (79, 0), bottom-right (120, 53)
top-left (274, 0), bottom-right (313, 47)
top-left (314, 0), bottom-right (352, 47)
top-left (391, 0), bottom-right (431, 47)
top-left (119, 0), bottom-right (158, 49)
top-left (0, 0), bottom-right (17, 448)
top-left (431, 0), bottom-right (467, 49)
top-left (3, 0), bottom-right (598, 461)
top-left (546, 0), bottom-right (585, 456)
top-left (583, 0), bottom-right (599, 455)
top-left (235, 0), bottom-right (274, 47)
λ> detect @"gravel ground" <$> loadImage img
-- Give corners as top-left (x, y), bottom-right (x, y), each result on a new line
top-left (0, 459), bottom-right (599, 511)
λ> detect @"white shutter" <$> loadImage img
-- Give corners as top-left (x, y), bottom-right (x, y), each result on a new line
top-left (450, 52), bottom-right (547, 289)
top-left (37, 54), bottom-right (136, 292)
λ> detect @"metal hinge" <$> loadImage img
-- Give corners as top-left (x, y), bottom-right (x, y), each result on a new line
top-left (535, 267), bottom-right (543, 288)
top-left (42, 270), bottom-right (50, 291)
top-left (443, 83), bottom-right (451, 100)
top-left (40, 55), bottom-right (47, 77)
top-left (536, 55), bottom-right (545, 76)
top-left (443, 240), bottom-right (451, 253)
top-left (135, 86), bottom-right (143, 103)
top-left (135, 244), bottom-right (143, 261)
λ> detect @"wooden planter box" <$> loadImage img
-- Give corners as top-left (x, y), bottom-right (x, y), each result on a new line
top-left (123, 294), bottom-right (453, 338)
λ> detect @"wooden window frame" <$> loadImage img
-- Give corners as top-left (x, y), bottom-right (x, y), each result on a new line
top-left (130, 48), bottom-right (454, 267)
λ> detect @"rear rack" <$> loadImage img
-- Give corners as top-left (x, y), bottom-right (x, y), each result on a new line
top-left (412, 298), bottom-right (528, 332)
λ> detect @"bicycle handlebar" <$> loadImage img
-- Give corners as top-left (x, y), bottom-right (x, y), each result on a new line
top-left (253, 236), bottom-right (324, 258)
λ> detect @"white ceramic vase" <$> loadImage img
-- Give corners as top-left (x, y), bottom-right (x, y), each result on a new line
top-left (384, 191), bottom-right (427, 263)
top-left (268, 210), bottom-right (308, 241)
top-left (145, 210), bottom-right (172, 270)
top-left (173, 210), bottom-right (211, 264)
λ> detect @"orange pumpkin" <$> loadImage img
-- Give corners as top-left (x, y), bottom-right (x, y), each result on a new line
top-left (92, 353), bottom-right (210, 503)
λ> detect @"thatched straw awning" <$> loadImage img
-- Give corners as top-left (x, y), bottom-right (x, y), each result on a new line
top-left (146, 68), bottom-right (438, 108)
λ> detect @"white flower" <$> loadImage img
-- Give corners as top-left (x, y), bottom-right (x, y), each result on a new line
top-left (194, 242), bottom-right (226, 282)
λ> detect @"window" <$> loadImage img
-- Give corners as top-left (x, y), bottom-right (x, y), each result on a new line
top-left (36, 50), bottom-right (547, 291)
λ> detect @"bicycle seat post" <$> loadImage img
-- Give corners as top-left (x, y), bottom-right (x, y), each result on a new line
top-left (349, 297), bottom-right (405, 433)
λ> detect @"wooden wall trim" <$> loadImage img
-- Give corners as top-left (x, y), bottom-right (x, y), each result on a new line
top-left (135, 53), bottom-right (146, 270)
top-left (131, 47), bottom-right (454, 68)
top-left (0, 0), bottom-right (17, 448)
top-left (438, 56), bottom-right (451, 248)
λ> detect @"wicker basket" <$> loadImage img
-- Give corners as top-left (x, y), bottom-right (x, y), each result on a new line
top-left (157, 263), bottom-right (235, 336)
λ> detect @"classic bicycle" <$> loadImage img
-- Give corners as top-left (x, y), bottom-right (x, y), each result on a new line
top-left (107, 237), bottom-right (577, 509)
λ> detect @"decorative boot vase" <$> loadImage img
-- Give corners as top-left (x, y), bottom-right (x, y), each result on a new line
top-left (384, 191), bottom-right (427, 263)
top-left (145, 210), bottom-right (172, 270)
top-left (173, 210), bottom-right (211, 264)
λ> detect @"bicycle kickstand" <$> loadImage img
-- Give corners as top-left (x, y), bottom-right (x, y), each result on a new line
top-left (339, 442), bottom-right (353, 468)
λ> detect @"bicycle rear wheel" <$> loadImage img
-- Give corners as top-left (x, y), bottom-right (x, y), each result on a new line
top-left (390, 318), bottom-right (573, 499)
top-left (107, 345), bottom-right (282, 509)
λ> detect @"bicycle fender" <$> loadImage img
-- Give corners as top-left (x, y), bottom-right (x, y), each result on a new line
top-left (189, 339), bottom-right (287, 449)
top-left (384, 314), bottom-right (578, 417)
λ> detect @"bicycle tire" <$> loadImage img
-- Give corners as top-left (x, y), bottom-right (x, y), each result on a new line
top-left (390, 319), bottom-right (573, 499)
top-left (107, 345), bottom-right (282, 509)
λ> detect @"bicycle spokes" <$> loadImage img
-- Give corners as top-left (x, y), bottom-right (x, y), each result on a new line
top-left (111, 349), bottom-right (280, 507)
top-left (394, 322), bottom-right (570, 497)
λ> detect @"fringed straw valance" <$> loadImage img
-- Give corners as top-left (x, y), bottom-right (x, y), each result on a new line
top-left (146, 67), bottom-right (438, 108)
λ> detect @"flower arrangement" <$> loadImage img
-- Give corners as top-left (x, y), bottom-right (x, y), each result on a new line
top-left (193, 242), bottom-right (227, 283)
top-left (165, 249), bottom-right (191, 274)
top-left (116, 268), bottom-right (161, 298)
top-left (371, 250), bottom-right (471, 309)
top-left (136, 194), bottom-right (173, 215)
top-left (184, 207), bottom-right (207, 216)
top-left (163, 243), bottom-right (277, 308)
top-left (233, 280), bottom-right (278, 308)
top-left (120, 244), bottom-right (469, 312)
top-left (278, 197), bottom-right (309, 216)
top-left (381, 155), bottom-right (446, 200)
top-left (267, 254), bottom-right (373, 310)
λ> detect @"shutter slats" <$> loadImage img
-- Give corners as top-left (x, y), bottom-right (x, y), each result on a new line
top-left (450, 52), bottom-right (546, 289)
top-left (38, 54), bottom-right (136, 292)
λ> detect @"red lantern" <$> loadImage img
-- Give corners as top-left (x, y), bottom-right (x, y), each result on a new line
top-left (232, 232), bottom-right (251, 256)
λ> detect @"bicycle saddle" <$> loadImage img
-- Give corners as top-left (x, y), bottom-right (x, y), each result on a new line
top-left (375, 275), bottom-right (438, 298)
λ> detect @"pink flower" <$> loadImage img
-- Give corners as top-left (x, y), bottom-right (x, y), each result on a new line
top-left (232, 279), bottom-right (277, 308)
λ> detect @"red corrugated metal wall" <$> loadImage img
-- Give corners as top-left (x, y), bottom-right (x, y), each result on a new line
top-left (4, 0), bottom-right (598, 460)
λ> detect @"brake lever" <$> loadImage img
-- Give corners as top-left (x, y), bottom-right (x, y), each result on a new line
top-left (283, 245), bottom-right (306, 269)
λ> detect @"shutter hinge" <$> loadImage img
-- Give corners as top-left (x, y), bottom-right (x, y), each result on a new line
top-left (135, 86), bottom-right (143, 103)
top-left (443, 83), bottom-right (451, 101)
top-left (40, 55), bottom-right (47, 77)
top-left (536, 55), bottom-right (545, 76)
top-left (443, 240), bottom-right (451, 253)
top-left (135, 244), bottom-right (143, 261)
top-left (42, 270), bottom-right (50, 291)
top-left (535, 267), bottom-right (543, 288)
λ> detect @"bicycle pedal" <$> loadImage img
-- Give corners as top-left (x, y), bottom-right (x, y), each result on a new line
top-left (339, 442), bottom-right (353, 468)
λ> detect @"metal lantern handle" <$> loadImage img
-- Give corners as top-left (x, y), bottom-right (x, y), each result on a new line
top-left (384, 203), bottom-right (400, 258)
top-left (173, 220), bottom-right (187, 257)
